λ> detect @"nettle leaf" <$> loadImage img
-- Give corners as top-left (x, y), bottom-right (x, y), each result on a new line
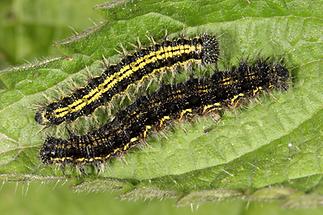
top-left (0, 0), bottom-right (322, 208)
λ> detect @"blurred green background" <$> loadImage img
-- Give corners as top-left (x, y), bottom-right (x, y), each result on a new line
top-left (0, 0), bottom-right (322, 214)
top-left (1, 181), bottom-right (323, 215)
top-left (0, 0), bottom-right (104, 69)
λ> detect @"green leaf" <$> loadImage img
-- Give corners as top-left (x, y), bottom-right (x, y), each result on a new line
top-left (0, 0), bottom-right (104, 68)
top-left (0, 0), bottom-right (322, 207)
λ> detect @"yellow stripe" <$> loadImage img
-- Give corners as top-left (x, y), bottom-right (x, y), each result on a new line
top-left (159, 115), bottom-right (171, 127)
top-left (143, 125), bottom-right (152, 138)
top-left (202, 103), bottom-right (221, 113)
top-left (179, 108), bottom-right (193, 119)
top-left (230, 93), bottom-right (245, 106)
top-left (252, 86), bottom-right (263, 95)
top-left (53, 44), bottom-right (202, 118)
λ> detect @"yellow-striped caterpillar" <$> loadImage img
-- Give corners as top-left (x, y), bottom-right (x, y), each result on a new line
top-left (35, 34), bottom-right (219, 126)
top-left (40, 59), bottom-right (290, 166)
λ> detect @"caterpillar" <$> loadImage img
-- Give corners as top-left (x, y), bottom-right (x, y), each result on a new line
top-left (40, 59), bottom-right (290, 166)
top-left (35, 34), bottom-right (219, 126)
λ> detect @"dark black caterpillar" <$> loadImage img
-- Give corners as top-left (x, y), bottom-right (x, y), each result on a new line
top-left (35, 34), bottom-right (219, 126)
top-left (40, 59), bottom-right (290, 166)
